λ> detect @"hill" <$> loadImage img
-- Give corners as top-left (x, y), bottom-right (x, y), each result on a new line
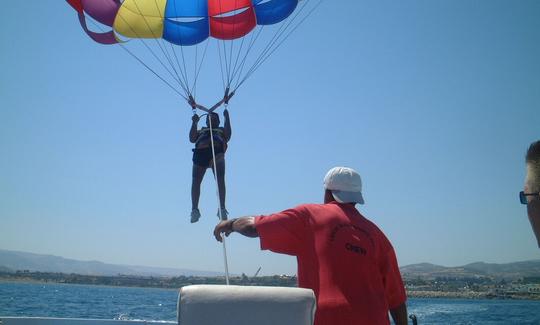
top-left (0, 249), bottom-right (223, 277)
top-left (401, 260), bottom-right (540, 280)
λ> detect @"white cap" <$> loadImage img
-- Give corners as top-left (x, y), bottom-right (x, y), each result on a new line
top-left (323, 167), bottom-right (364, 204)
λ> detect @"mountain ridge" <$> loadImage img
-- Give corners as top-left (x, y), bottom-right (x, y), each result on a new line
top-left (2, 249), bottom-right (539, 280)
top-left (0, 249), bottom-right (223, 277)
top-left (401, 260), bottom-right (540, 280)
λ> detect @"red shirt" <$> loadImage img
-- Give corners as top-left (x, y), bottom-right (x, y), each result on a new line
top-left (254, 202), bottom-right (406, 325)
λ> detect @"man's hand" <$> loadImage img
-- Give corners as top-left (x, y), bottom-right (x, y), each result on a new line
top-left (223, 108), bottom-right (229, 119)
top-left (214, 219), bottom-right (236, 242)
top-left (214, 217), bottom-right (258, 241)
top-left (192, 114), bottom-right (200, 123)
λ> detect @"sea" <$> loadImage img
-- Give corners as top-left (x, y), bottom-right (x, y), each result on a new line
top-left (1, 282), bottom-right (540, 324)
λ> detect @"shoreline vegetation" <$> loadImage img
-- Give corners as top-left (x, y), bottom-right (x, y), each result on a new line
top-left (1, 271), bottom-right (539, 301)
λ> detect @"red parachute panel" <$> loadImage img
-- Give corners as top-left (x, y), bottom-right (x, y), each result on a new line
top-left (210, 7), bottom-right (256, 40)
top-left (67, 0), bottom-right (84, 13)
top-left (208, 0), bottom-right (253, 16)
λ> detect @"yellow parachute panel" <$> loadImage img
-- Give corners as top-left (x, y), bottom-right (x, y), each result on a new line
top-left (113, 0), bottom-right (166, 39)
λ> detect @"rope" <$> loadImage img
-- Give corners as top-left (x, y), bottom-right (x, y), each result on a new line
top-left (85, 15), bottom-right (187, 100)
top-left (233, 0), bottom-right (323, 92)
top-left (130, 0), bottom-right (188, 94)
top-left (207, 111), bottom-right (230, 285)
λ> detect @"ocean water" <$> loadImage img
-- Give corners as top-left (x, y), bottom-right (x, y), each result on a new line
top-left (1, 282), bottom-right (540, 324)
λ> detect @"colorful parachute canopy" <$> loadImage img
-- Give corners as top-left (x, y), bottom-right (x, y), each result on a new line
top-left (68, 0), bottom-right (299, 46)
top-left (67, 0), bottom-right (318, 104)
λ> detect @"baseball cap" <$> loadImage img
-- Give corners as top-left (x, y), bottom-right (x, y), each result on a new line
top-left (323, 167), bottom-right (364, 204)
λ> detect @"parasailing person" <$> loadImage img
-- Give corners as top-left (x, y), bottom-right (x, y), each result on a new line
top-left (66, 0), bottom-right (321, 224)
top-left (188, 95), bottom-right (232, 223)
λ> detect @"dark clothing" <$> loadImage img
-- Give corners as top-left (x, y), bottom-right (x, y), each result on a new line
top-left (195, 127), bottom-right (226, 148)
top-left (192, 146), bottom-right (224, 167)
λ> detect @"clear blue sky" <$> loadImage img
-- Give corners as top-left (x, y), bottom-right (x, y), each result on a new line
top-left (1, 0), bottom-right (539, 276)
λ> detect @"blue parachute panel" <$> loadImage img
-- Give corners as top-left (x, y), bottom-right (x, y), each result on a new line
top-left (165, 0), bottom-right (208, 18)
top-left (163, 18), bottom-right (209, 46)
top-left (254, 0), bottom-right (298, 25)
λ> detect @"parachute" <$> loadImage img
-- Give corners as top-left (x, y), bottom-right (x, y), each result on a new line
top-left (66, 0), bottom-right (320, 110)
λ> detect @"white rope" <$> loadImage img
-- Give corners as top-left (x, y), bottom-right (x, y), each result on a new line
top-left (207, 110), bottom-right (230, 285)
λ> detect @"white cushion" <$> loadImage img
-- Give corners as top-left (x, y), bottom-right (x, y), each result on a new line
top-left (178, 285), bottom-right (316, 325)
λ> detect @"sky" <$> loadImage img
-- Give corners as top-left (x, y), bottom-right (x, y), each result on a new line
top-left (1, 0), bottom-right (539, 276)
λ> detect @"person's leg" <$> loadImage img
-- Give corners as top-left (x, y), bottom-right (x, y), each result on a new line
top-left (191, 164), bottom-right (207, 211)
top-left (212, 154), bottom-right (227, 219)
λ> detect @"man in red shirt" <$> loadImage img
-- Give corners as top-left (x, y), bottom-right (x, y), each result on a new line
top-left (214, 167), bottom-right (408, 325)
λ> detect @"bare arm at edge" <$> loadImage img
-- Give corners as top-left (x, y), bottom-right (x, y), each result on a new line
top-left (189, 115), bottom-right (199, 143)
top-left (389, 303), bottom-right (408, 325)
top-left (214, 217), bottom-right (258, 242)
top-left (223, 109), bottom-right (231, 142)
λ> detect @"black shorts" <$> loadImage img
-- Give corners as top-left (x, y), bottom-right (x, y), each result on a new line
top-left (192, 146), bottom-right (224, 167)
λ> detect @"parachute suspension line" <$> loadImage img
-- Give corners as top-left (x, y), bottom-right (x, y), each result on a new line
top-left (147, 0), bottom-right (190, 90)
top-left (168, 0), bottom-right (192, 93)
top-left (148, 0), bottom-right (189, 89)
top-left (217, 40), bottom-right (227, 92)
top-left (234, 0), bottom-right (323, 92)
top-left (152, 0), bottom-right (191, 94)
top-left (243, 0), bottom-right (323, 86)
top-left (115, 11), bottom-right (190, 96)
top-left (231, 23), bottom-right (270, 90)
top-left (246, 0), bottom-right (322, 81)
top-left (217, 0), bottom-right (231, 89)
top-left (175, 39), bottom-right (191, 95)
top-left (232, 18), bottom-right (301, 91)
top-left (216, 0), bottom-right (228, 92)
top-left (222, 39), bottom-right (231, 89)
top-left (191, 39), bottom-right (210, 96)
top-left (130, 0), bottom-right (190, 96)
top-left (229, 30), bottom-right (247, 86)
top-left (231, 7), bottom-right (297, 90)
top-left (207, 112), bottom-right (230, 285)
top-left (170, 42), bottom-right (191, 96)
top-left (119, 44), bottom-right (188, 100)
top-left (193, 44), bottom-right (199, 96)
top-left (166, 35), bottom-right (190, 94)
top-left (230, 26), bottom-right (265, 89)
top-left (85, 16), bottom-right (187, 100)
top-left (226, 0), bottom-right (241, 88)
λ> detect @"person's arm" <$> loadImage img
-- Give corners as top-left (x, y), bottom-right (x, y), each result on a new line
top-left (214, 206), bottom-right (309, 257)
top-left (389, 303), bottom-right (408, 325)
top-left (223, 108), bottom-right (231, 141)
top-left (189, 114), bottom-right (199, 143)
top-left (214, 217), bottom-right (258, 242)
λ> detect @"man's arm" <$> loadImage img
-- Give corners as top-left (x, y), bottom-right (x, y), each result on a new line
top-left (189, 114), bottom-right (199, 143)
top-left (389, 303), bottom-right (408, 325)
top-left (223, 109), bottom-right (231, 141)
top-left (214, 217), bottom-right (258, 242)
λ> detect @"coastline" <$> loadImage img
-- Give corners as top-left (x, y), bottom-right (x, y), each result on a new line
top-left (2, 273), bottom-right (539, 301)
top-left (407, 290), bottom-right (540, 301)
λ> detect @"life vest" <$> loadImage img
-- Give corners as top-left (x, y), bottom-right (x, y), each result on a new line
top-left (195, 127), bottom-right (228, 152)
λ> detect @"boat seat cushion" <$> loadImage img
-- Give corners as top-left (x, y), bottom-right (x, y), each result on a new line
top-left (178, 285), bottom-right (316, 325)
